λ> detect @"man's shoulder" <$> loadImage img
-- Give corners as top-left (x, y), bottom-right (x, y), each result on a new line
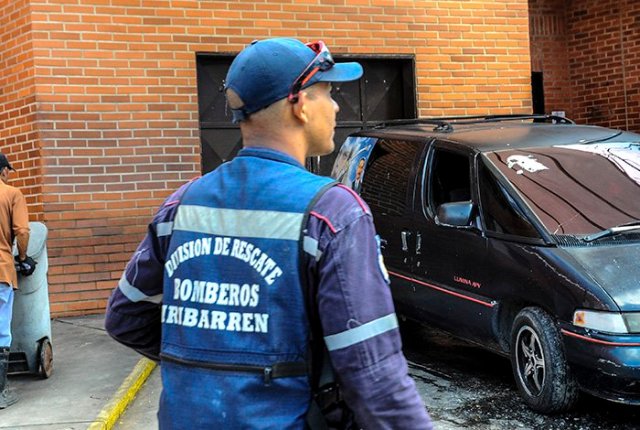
top-left (151, 179), bottom-right (198, 224)
top-left (310, 184), bottom-right (371, 232)
top-left (319, 184), bottom-right (370, 210)
top-left (0, 181), bottom-right (20, 192)
top-left (0, 182), bottom-right (24, 200)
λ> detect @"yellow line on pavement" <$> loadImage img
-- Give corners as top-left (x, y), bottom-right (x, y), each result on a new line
top-left (87, 357), bottom-right (157, 430)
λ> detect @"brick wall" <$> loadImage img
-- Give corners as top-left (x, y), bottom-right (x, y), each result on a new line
top-left (528, 0), bottom-right (572, 117)
top-left (0, 0), bottom-right (43, 219)
top-left (566, 0), bottom-right (640, 131)
top-left (529, 0), bottom-right (640, 132)
top-left (9, 0), bottom-right (533, 316)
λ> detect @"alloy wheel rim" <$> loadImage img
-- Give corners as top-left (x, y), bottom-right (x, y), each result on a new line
top-left (515, 325), bottom-right (546, 397)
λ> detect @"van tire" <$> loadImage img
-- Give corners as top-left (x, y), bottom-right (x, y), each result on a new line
top-left (510, 307), bottom-right (579, 413)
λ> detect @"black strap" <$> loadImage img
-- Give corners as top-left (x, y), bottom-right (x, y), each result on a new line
top-left (306, 401), bottom-right (330, 430)
top-left (160, 353), bottom-right (306, 385)
top-left (298, 181), bottom-right (337, 384)
top-left (297, 181), bottom-right (357, 430)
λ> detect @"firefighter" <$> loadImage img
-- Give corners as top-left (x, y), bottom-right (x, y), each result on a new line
top-left (106, 38), bottom-right (432, 429)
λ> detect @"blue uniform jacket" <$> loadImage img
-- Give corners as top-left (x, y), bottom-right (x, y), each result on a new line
top-left (106, 147), bottom-right (432, 429)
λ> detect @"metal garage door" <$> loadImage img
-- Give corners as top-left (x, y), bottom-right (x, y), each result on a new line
top-left (196, 54), bottom-right (416, 175)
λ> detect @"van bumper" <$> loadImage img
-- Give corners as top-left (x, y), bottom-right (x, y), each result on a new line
top-left (561, 326), bottom-right (640, 404)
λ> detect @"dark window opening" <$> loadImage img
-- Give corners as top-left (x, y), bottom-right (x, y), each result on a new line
top-left (360, 139), bottom-right (423, 217)
top-left (428, 149), bottom-right (471, 210)
top-left (531, 71), bottom-right (545, 115)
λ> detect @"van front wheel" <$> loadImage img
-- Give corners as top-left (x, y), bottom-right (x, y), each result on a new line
top-left (510, 307), bottom-right (579, 413)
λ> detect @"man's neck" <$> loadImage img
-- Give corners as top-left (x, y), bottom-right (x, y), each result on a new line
top-left (241, 128), bottom-right (307, 166)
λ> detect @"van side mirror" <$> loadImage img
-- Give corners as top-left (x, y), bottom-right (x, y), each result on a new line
top-left (436, 201), bottom-right (474, 228)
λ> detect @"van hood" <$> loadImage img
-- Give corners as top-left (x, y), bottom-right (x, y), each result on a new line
top-left (563, 243), bottom-right (640, 311)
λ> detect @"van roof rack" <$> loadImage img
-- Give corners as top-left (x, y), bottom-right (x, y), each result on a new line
top-left (372, 114), bottom-right (574, 133)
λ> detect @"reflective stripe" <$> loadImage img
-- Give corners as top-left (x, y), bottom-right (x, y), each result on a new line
top-left (303, 236), bottom-right (322, 261)
top-left (157, 222), bottom-right (173, 237)
top-left (174, 205), bottom-right (303, 241)
top-left (118, 274), bottom-right (163, 304)
top-left (324, 313), bottom-right (398, 351)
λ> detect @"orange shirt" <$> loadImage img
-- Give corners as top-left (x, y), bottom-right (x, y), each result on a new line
top-left (0, 181), bottom-right (30, 289)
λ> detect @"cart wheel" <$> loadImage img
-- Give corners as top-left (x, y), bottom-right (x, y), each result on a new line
top-left (38, 338), bottom-right (53, 379)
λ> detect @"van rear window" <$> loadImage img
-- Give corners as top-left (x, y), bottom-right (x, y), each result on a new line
top-left (360, 139), bottom-right (423, 216)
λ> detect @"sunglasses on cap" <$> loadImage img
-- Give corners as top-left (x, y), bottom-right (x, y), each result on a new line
top-left (287, 41), bottom-right (335, 103)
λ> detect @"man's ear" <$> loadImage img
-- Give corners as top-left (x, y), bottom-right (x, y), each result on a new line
top-left (291, 91), bottom-right (310, 124)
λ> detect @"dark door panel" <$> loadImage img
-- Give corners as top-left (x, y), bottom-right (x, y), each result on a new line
top-left (391, 270), bottom-right (498, 342)
top-left (333, 80), bottom-right (362, 123)
top-left (197, 55), bottom-right (235, 125)
top-left (388, 273), bottom-right (424, 319)
top-left (359, 58), bottom-right (416, 122)
top-left (410, 144), bottom-right (496, 344)
top-left (360, 139), bottom-right (424, 274)
top-left (411, 226), bottom-right (495, 342)
top-left (196, 54), bottom-right (416, 174)
top-left (200, 128), bottom-right (242, 174)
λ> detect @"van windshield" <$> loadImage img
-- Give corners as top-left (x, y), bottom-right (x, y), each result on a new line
top-left (484, 142), bottom-right (640, 236)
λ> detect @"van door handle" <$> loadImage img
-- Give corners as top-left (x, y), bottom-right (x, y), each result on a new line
top-left (416, 232), bottom-right (422, 255)
top-left (401, 231), bottom-right (410, 252)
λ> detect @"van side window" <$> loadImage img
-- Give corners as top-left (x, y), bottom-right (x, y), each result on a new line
top-left (478, 160), bottom-right (539, 238)
top-left (360, 139), bottom-right (422, 216)
top-left (428, 148), bottom-right (471, 210)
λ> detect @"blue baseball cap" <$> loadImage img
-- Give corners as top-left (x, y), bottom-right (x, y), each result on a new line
top-left (225, 38), bottom-right (363, 123)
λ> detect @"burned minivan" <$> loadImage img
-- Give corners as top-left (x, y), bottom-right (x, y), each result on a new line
top-left (331, 115), bottom-right (640, 413)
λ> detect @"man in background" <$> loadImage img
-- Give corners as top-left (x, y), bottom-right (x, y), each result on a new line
top-left (0, 153), bottom-right (31, 409)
